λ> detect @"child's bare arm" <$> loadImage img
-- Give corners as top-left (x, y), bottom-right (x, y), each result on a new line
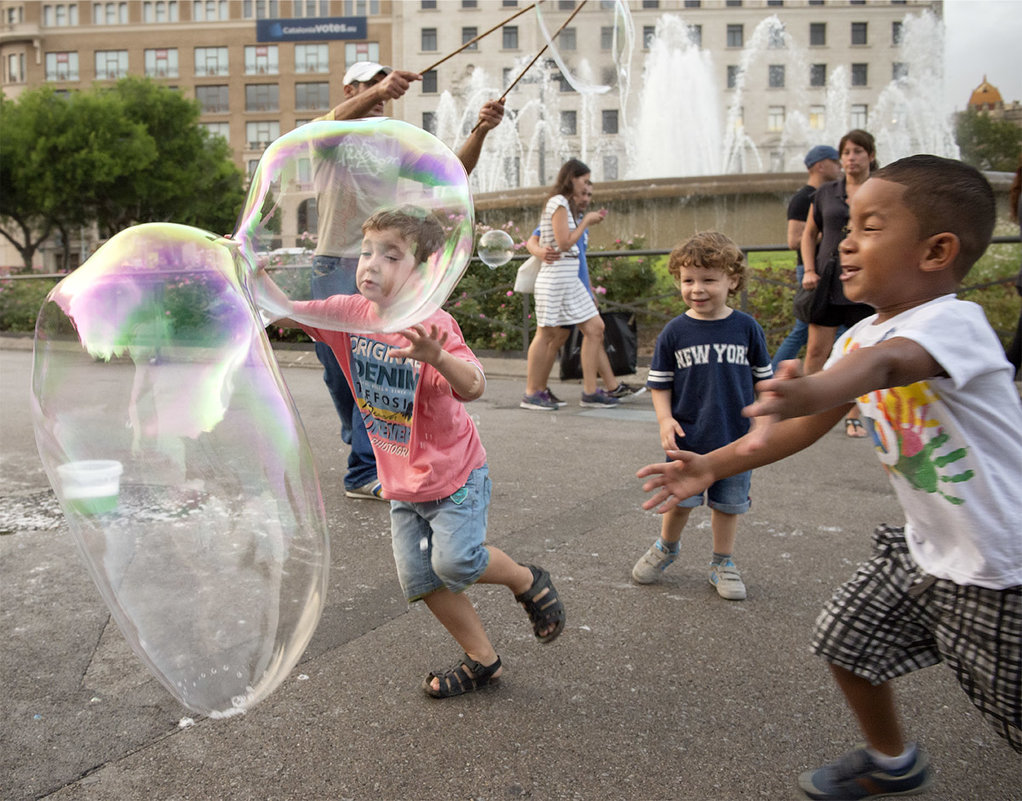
top-left (389, 324), bottom-right (484, 401)
top-left (254, 268), bottom-right (299, 327)
top-left (651, 389), bottom-right (685, 453)
top-left (637, 406), bottom-right (844, 513)
top-left (746, 337), bottom-right (943, 421)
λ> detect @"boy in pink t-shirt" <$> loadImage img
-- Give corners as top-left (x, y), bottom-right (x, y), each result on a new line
top-left (261, 206), bottom-right (565, 697)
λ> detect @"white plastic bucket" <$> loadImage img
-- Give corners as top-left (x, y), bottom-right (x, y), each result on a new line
top-left (57, 460), bottom-right (124, 515)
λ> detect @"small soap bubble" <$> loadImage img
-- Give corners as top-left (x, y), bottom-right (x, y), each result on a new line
top-left (477, 229), bottom-right (515, 268)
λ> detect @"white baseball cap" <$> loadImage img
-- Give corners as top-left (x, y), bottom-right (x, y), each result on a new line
top-left (342, 61), bottom-right (392, 86)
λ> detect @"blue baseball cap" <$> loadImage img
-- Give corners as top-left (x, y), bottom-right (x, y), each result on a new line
top-left (804, 145), bottom-right (840, 168)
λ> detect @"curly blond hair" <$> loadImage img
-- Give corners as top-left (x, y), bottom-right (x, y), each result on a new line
top-left (667, 231), bottom-right (746, 294)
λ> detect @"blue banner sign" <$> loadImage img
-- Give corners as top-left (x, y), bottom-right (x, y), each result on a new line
top-left (256, 17), bottom-right (367, 42)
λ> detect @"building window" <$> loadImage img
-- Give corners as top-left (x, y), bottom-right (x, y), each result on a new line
top-left (295, 44), bottom-right (327, 74)
top-left (345, 42), bottom-right (379, 66)
top-left (195, 84), bottom-right (229, 113)
top-left (726, 24), bottom-right (743, 49)
top-left (689, 24), bottom-right (702, 48)
top-left (603, 155), bottom-right (618, 181)
top-left (421, 0), bottom-right (437, 8)
top-left (243, 0), bottom-right (281, 18)
top-left (809, 63), bottom-right (826, 87)
top-left (768, 24), bottom-right (785, 49)
top-left (195, 47), bottom-right (228, 77)
top-left (43, 4), bottom-right (80, 26)
top-left (643, 26), bottom-right (655, 50)
top-left (45, 51), bottom-right (79, 80)
top-left (559, 27), bottom-right (576, 51)
top-left (93, 3), bottom-right (129, 24)
top-left (600, 26), bottom-right (613, 50)
top-left (462, 0), bottom-right (477, 6)
top-left (95, 50), bottom-right (129, 80)
top-left (851, 22), bottom-right (868, 46)
top-left (245, 45), bottom-right (279, 75)
top-left (767, 105), bottom-right (785, 132)
top-left (602, 109), bottom-right (618, 135)
top-left (421, 28), bottom-right (437, 51)
top-left (557, 0), bottom-right (574, 8)
top-left (892, 21), bottom-right (903, 45)
top-left (293, 0), bottom-right (329, 14)
top-left (193, 1), bottom-right (228, 21)
top-left (502, 25), bottom-right (518, 50)
top-left (245, 84), bottom-right (279, 112)
top-left (892, 62), bottom-right (908, 81)
top-left (342, 0), bottom-right (381, 13)
top-left (642, 0), bottom-right (659, 7)
top-left (600, 66), bottom-right (616, 87)
top-left (555, 71), bottom-right (573, 92)
top-left (809, 22), bottom-right (825, 47)
top-left (560, 110), bottom-right (577, 136)
top-left (768, 64), bottom-right (785, 89)
top-left (201, 121), bottom-right (229, 141)
top-left (296, 82), bottom-right (329, 111)
top-left (726, 65), bottom-right (739, 89)
top-left (767, 0), bottom-right (783, 5)
top-left (143, 2), bottom-right (179, 22)
top-left (144, 48), bottom-right (179, 78)
top-left (5, 52), bottom-right (26, 83)
top-left (851, 104), bottom-right (868, 129)
top-left (684, 0), bottom-right (700, 7)
top-left (851, 63), bottom-right (868, 86)
top-left (809, 105), bottom-right (824, 130)
top-left (462, 27), bottom-right (478, 50)
top-left (422, 111), bottom-right (437, 134)
top-left (246, 121), bottom-right (281, 149)
top-left (725, 0), bottom-right (742, 6)
top-left (422, 69), bottom-right (437, 93)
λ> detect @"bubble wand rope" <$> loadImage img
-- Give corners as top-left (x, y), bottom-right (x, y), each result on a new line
top-left (470, 0), bottom-right (588, 133)
top-left (420, 3), bottom-right (537, 74)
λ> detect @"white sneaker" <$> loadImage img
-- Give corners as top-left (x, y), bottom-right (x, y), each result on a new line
top-left (709, 558), bottom-right (747, 600)
top-left (344, 480), bottom-right (385, 501)
top-left (631, 542), bottom-right (677, 584)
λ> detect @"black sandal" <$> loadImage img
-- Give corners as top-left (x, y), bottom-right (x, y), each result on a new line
top-left (515, 564), bottom-right (565, 644)
top-left (422, 653), bottom-right (501, 698)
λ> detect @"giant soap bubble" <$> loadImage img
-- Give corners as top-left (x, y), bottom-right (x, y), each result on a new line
top-left (31, 223), bottom-right (329, 717)
top-left (235, 118), bottom-right (475, 333)
top-left (534, 0), bottom-right (633, 96)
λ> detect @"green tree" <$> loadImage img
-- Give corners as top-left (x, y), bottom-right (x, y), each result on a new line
top-left (955, 108), bottom-right (1022, 172)
top-left (0, 80), bottom-right (246, 271)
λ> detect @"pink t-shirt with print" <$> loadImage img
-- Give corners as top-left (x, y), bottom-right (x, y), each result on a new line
top-left (295, 295), bottom-right (486, 502)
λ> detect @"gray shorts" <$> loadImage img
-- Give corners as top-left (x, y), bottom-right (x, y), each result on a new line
top-left (811, 524), bottom-right (1021, 752)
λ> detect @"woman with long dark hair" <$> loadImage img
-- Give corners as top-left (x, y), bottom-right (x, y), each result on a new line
top-left (520, 159), bottom-right (618, 409)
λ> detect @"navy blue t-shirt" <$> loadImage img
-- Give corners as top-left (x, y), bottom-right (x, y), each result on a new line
top-left (646, 310), bottom-right (773, 454)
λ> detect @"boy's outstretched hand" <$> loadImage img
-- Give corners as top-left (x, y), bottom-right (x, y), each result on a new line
top-left (390, 323), bottom-right (448, 365)
top-left (636, 450), bottom-right (714, 513)
top-left (739, 358), bottom-right (807, 453)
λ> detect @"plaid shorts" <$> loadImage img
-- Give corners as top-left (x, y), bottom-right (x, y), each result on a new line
top-left (811, 524), bottom-right (1022, 752)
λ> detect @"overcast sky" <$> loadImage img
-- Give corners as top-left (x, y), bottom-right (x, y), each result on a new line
top-left (943, 0), bottom-right (1022, 109)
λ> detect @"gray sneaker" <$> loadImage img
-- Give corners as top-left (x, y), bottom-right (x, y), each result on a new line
top-left (520, 392), bottom-right (558, 411)
top-left (631, 542), bottom-right (677, 584)
top-left (345, 480), bottom-right (386, 501)
top-left (709, 558), bottom-right (747, 600)
top-left (580, 389), bottom-right (620, 407)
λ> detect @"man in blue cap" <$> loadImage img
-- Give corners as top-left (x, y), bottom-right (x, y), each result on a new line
top-left (772, 144), bottom-right (841, 368)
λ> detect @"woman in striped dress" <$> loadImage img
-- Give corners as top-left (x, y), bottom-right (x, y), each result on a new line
top-left (521, 159), bottom-right (618, 409)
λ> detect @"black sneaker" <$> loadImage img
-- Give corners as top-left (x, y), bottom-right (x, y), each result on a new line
top-left (609, 382), bottom-right (647, 400)
top-left (798, 745), bottom-right (933, 800)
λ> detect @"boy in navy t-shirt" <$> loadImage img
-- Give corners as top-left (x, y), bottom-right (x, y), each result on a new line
top-left (631, 231), bottom-right (773, 599)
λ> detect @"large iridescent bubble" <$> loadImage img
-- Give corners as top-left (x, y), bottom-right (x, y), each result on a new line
top-left (235, 117), bottom-right (474, 333)
top-left (31, 223), bottom-right (329, 718)
top-left (534, 0), bottom-right (633, 96)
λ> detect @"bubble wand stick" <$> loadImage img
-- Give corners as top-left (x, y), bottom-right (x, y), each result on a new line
top-left (470, 0), bottom-right (588, 133)
top-left (420, 2), bottom-right (537, 74)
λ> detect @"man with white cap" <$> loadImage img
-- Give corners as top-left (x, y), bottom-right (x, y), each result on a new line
top-left (771, 144), bottom-right (841, 369)
top-left (307, 61), bottom-right (505, 500)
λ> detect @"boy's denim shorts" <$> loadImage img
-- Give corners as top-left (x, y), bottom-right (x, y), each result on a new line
top-left (389, 465), bottom-right (491, 602)
top-left (676, 469), bottom-right (751, 514)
